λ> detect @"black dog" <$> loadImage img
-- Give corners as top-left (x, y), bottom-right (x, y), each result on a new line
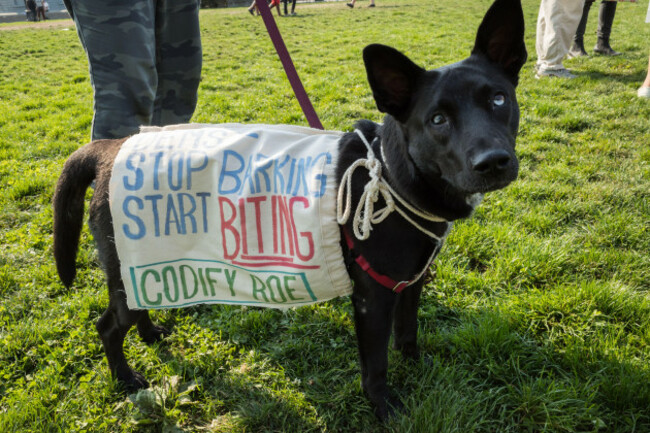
top-left (53, 0), bottom-right (526, 421)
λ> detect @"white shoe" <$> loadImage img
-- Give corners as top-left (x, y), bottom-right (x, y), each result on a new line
top-left (638, 87), bottom-right (650, 98)
top-left (535, 68), bottom-right (576, 79)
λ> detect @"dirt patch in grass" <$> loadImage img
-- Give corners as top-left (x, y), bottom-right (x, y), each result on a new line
top-left (0, 19), bottom-right (74, 31)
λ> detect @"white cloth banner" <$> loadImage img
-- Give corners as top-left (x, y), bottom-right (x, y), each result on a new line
top-left (109, 124), bottom-right (353, 310)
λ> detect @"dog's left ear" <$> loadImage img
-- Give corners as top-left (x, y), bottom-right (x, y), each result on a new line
top-left (363, 44), bottom-right (425, 122)
top-left (472, 0), bottom-right (527, 85)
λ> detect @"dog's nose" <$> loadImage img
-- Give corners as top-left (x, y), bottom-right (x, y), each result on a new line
top-left (471, 150), bottom-right (511, 174)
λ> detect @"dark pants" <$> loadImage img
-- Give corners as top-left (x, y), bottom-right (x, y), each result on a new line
top-left (283, 0), bottom-right (296, 14)
top-left (574, 0), bottom-right (617, 44)
top-left (64, 0), bottom-right (202, 140)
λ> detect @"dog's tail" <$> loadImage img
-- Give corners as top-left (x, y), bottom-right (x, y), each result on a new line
top-left (52, 143), bottom-right (100, 287)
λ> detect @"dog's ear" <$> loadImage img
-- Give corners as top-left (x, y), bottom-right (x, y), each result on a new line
top-left (472, 0), bottom-right (527, 85)
top-left (363, 44), bottom-right (425, 122)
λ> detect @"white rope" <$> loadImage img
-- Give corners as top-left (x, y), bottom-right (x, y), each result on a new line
top-left (337, 129), bottom-right (448, 241)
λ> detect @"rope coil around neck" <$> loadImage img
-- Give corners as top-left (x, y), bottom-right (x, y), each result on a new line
top-left (337, 129), bottom-right (448, 241)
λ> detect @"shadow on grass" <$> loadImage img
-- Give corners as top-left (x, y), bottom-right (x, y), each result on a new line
top-left (133, 293), bottom-right (650, 432)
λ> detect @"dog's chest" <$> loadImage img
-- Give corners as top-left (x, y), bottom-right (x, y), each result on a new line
top-left (109, 124), bottom-right (352, 310)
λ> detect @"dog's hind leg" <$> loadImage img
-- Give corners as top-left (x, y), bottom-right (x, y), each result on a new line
top-left (137, 313), bottom-right (170, 344)
top-left (96, 281), bottom-right (151, 391)
top-left (92, 219), bottom-right (152, 390)
top-left (392, 278), bottom-right (424, 360)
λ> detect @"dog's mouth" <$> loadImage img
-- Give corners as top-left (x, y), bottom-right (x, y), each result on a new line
top-left (452, 166), bottom-right (519, 196)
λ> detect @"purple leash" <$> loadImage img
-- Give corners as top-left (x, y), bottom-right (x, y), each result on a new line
top-left (255, 0), bottom-right (324, 130)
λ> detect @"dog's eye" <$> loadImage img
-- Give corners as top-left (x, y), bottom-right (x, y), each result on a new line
top-left (432, 113), bottom-right (446, 125)
top-left (492, 93), bottom-right (506, 107)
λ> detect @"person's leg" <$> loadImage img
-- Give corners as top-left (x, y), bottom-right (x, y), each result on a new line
top-left (569, 0), bottom-right (593, 57)
top-left (536, 0), bottom-right (584, 76)
top-left (644, 56), bottom-right (650, 88)
top-left (67, 0), bottom-right (158, 140)
top-left (594, 0), bottom-right (620, 55)
top-left (152, 0), bottom-right (202, 126)
top-left (270, 1), bottom-right (282, 16)
top-left (638, 56), bottom-right (650, 98)
top-left (291, 0), bottom-right (296, 14)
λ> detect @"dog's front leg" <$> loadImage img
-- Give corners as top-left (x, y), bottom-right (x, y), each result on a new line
top-left (351, 276), bottom-right (402, 421)
top-left (392, 278), bottom-right (424, 360)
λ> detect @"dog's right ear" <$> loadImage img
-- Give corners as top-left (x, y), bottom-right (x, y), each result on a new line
top-left (363, 44), bottom-right (425, 122)
top-left (472, 0), bottom-right (527, 85)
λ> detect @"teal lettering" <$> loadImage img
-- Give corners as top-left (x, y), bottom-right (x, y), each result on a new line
top-left (251, 274), bottom-right (268, 302)
top-left (224, 269), bottom-right (237, 296)
top-left (205, 268), bottom-right (222, 296)
top-left (140, 269), bottom-right (162, 305)
top-left (266, 275), bottom-right (287, 303)
top-left (180, 265), bottom-right (198, 300)
top-left (284, 276), bottom-right (303, 301)
top-left (162, 266), bottom-right (179, 302)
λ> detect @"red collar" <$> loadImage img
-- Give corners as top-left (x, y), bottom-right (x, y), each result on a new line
top-left (343, 227), bottom-right (415, 293)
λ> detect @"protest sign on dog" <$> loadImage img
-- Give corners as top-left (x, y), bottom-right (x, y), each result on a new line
top-left (109, 124), bottom-right (353, 310)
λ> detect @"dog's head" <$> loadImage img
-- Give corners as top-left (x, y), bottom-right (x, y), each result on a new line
top-left (363, 0), bottom-right (526, 219)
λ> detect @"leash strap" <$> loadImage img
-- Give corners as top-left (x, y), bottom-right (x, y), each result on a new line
top-left (255, 0), bottom-right (324, 130)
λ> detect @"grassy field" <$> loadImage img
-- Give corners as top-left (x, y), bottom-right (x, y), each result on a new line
top-left (1, 0), bottom-right (649, 431)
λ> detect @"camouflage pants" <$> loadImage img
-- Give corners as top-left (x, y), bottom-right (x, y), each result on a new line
top-left (64, 0), bottom-right (202, 140)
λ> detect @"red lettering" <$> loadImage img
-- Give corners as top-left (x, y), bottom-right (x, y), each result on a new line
top-left (276, 196), bottom-right (294, 256)
top-left (290, 197), bottom-right (314, 261)
top-left (247, 196), bottom-right (267, 254)
top-left (218, 197), bottom-right (240, 260)
top-left (238, 198), bottom-right (248, 255)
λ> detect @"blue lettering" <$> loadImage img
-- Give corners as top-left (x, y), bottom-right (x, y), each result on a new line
top-left (186, 151), bottom-right (208, 190)
top-left (291, 157), bottom-right (310, 197)
top-left (144, 194), bottom-right (163, 237)
top-left (178, 193), bottom-right (197, 234)
top-left (168, 152), bottom-right (184, 191)
top-left (123, 152), bottom-right (144, 191)
top-left (254, 153), bottom-right (273, 193)
top-left (286, 158), bottom-right (297, 195)
top-left (197, 192), bottom-right (211, 233)
top-left (165, 193), bottom-right (181, 235)
top-left (152, 151), bottom-right (164, 190)
top-left (219, 150), bottom-right (244, 194)
top-left (122, 196), bottom-right (146, 240)
top-left (240, 155), bottom-right (256, 194)
top-left (273, 155), bottom-right (290, 194)
top-left (311, 152), bottom-right (331, 198)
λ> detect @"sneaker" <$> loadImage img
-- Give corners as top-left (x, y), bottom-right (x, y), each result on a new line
top-left (368, 3), bottom-right (375, 6)
top-left (346, 2), bottom-right (353, 7)
top-left (567, 42), bottom-right (588, 59)
top-left (594, 42), bottom-right (621, 56)
top-left (638, 87), bottom-right (650, 98)
top-left (535, 68), bottom-right (576, 79)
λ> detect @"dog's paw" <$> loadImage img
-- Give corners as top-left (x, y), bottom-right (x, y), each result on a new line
top-left (118, 369), bottom-right (150, 393)
top-left (374, 394), bottom-right (405, 422)
top-left (138, 324), bottom-right (171, 345)
top-left (394, 341), bottom-right (420, 361)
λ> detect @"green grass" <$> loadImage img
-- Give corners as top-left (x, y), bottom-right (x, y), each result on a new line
top-left (1, 0), bottom-right (649, 431)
